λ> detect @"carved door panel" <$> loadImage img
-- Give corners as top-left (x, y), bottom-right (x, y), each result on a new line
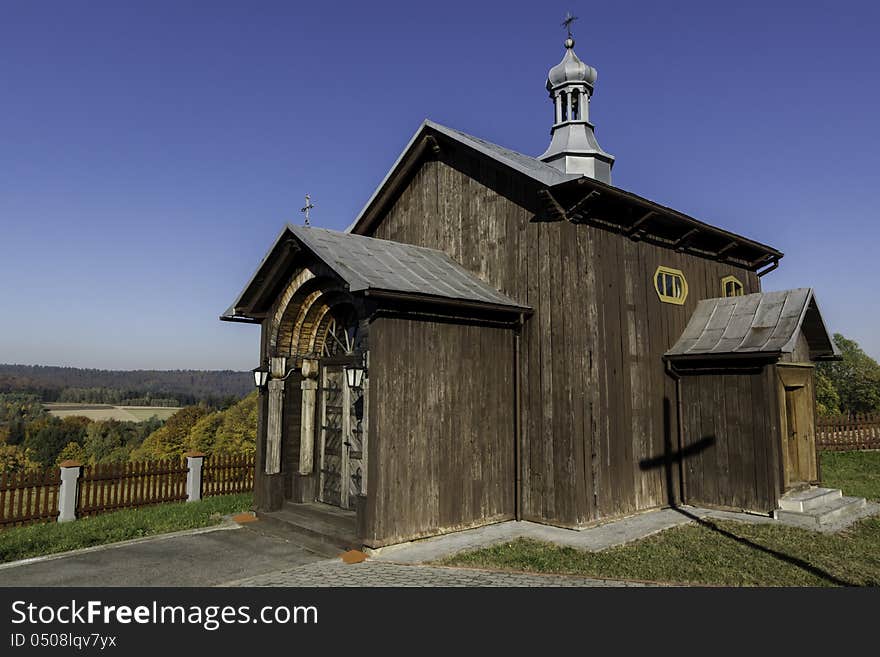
top-left (317, 364), bottom-right (368, 509)
top-left (345, 376), bottom-right (367, 506)
top-left (317, 367), bottom-right (344, 507)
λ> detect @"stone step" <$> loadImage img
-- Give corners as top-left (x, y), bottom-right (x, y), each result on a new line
top-left (778, 487), bottom-right (842, 512)
top-left (774, 496), bottom-right (867, 530)
top-left (257, 502), bottom-right (360, 554)
top-left (246, 514), bottom-right (344, 558)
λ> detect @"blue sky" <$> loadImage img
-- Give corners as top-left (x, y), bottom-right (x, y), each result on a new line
top-left (1, 0), bottom-right (877, 370)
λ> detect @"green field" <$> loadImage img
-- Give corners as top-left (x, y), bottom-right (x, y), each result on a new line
top-left (44, 403), bottom-right (180, 422)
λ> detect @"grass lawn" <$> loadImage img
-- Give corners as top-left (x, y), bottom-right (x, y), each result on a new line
top-left (0, 493), bottom-right (252, 564)
top-left (820, 450), bottom-right (880, 501)
top-left (441, 451), bottom-right (880, 587)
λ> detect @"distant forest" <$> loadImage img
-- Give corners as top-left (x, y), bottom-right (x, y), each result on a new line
top-left (0, 364), bottom-right (252, 407)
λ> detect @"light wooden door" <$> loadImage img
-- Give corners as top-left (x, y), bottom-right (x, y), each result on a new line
top-left (317, 366), bottom-right (345, 507)
top-left (317, 365), bottom-right (368, 509)
top-left (778, 366), bottom-right (818, 489)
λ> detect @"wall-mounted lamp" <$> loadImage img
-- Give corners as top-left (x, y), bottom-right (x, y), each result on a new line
top-left (344, 353), bottom-right (367, 389)
top-left (252, 366), bottom-right (270, 390)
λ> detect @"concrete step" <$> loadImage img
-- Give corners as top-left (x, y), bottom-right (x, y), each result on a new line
top-left (257, 502), bottom-right (360, 554)
top-left (778, 487), bottom-right (842, 512)
top-left (245, 514), bottom-right (344, 558)
top-left (774, 496), bottom-right (867, 530)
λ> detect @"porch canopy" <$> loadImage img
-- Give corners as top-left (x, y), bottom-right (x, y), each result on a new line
top-left (221, 224), bottom-right (530, 325)
top-left (665, 288), bottom-right (840, 363)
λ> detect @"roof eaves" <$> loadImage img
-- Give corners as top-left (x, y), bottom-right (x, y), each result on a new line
top-left (222, 224), bottom-right (296, 319)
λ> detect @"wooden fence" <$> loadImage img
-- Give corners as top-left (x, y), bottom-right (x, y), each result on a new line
top-left (0, 469), bottom-right (60, 527)
top-left (0, 454), bottom-right (254, 529)
top-left (817, 413), bottom-right (880, 451)
top-left (78, 459), bottom-right (188, 517)
top-left (202, 453), bottom-right (254, 497)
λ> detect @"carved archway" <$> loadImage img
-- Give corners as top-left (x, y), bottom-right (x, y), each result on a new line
top-left (269, 267), bottom-right (361, 366)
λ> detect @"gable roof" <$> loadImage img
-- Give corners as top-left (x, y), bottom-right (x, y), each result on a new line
top-left (665, 288), bottom-right (839, 362)
top-left (346, 119), bottom-right (783, 272)
top-left (221, 225), bottom-right (529, 321)
top-left (346, 119), bottom-right (580, 235)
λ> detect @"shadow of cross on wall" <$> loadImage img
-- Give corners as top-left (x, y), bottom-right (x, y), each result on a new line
top-left (638, 397), bottom-right (715, 508)
top-left (637, 397), bottom-right (853, 587)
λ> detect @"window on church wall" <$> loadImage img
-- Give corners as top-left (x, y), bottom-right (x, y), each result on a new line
top-left (654, 266), bottom-right (688, 305)
top-left (570, 92), bottom-right (579, 120)
top-left (721, 275), bottom-right (744, 297)
top-left (560, 92), bottom-right (568, 121)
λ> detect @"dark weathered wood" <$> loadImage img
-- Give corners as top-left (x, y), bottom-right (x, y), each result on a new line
top-left (363, 316), bottom-right (515, 547)
top-left (676, 369), bottom-right (780, 513)
top-left (366, 156), bottom-right (765, 526)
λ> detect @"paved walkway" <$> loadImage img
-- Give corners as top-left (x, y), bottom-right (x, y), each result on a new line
top-left (0, 523), bottom-right (325, 587)
top-left (366, 506), bottom-right (778, 564)
top-left (225, 560), bottom-right (654, 587)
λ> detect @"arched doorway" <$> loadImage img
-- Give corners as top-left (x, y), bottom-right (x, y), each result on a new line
top-left (269, 272), bottom-right (367, 510)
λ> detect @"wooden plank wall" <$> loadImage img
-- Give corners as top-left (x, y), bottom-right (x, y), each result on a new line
top-left (368, 156), bottom-right (762, 526)
top-left (364, 316), bottom-right (515, 547)
top-left (678, 368), bottom-right (781, 512)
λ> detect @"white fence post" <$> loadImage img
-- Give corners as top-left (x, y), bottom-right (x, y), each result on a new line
top-left (185, 452), bottom-right (206, 502)
top-left (57, 460), bottom-right (82, 523)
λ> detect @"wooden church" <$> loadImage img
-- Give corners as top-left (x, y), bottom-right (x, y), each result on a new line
top-left (222, 31), bottom-right (839, 548)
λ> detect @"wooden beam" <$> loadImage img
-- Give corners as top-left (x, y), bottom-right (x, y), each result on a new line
top-left (625, 210), bottom-right (655, 240)
top-left (535, 188), bottom-right (567, 222)
top-left (566, 190), bottom-right (601, 223)
top-left (750, 253), bottom-right (775, 268)
top-left (424, 135), bottom-right (442, 158)
top-left (674, 227), bottom-right (700, 251)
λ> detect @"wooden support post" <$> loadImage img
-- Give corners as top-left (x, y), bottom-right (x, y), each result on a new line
top-left (299, 359), bottom-right (319, 475)
top-left (265, 356), bottom-right (286, 476)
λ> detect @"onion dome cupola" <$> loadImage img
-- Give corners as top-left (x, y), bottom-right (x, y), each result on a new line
top-left (539, 23), bottom-right (615, 183)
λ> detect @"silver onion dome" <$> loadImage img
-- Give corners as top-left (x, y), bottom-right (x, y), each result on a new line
top-left (546, 38), bottom-right (598, 91)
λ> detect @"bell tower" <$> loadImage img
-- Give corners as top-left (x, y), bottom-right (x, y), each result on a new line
top-left (539, 15), bottom-right (615, 183)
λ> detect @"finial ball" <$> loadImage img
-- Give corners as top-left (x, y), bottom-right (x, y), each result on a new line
top-left (564, 37), bottom-right (575, 49)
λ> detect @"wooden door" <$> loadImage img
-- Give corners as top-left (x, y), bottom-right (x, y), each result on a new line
top-left (318, 366), bottom-right (345, 506)
top-left (777, 366), bottom-right (818, 489)
top-left (345, 375), bottom-right (367, 506)
top-left (317, 364), bottom-right (368, 509)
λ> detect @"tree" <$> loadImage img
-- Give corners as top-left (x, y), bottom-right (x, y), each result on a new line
top-left (187, 412), bottom-right (224, 454)
top-left (818, 333), bottom-right (880, 416)
top-left (82, 420), bottom-right (128, 463)
top-left (212, 392), bottom-right (258, 456)
top-left (131, 406), bottom-right (209, 460)
top-left (0, 444), bottom-right (38, 474)
top-left (814, 368), bottom-right (841, 417)
top-left (22, 418), bottom-right (72, 467)
top-left (56, 441), bottom-right (87, 466)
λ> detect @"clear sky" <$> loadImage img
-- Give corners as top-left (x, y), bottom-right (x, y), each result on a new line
top-left (1, 0), bottom-right (877, 370)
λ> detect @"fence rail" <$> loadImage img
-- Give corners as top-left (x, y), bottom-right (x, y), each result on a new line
top-left (203, 454), bottom-right (254, 497)
top-left (0, 469), bottom-right (60, 527)
top-left (78, 459), bottom-right (188, 517)
top-left (817, 413), bottom-right (880, 451)
top-left (0, 454), bottom-right (254, 529)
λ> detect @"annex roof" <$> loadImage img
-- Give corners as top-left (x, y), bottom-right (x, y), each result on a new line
top-left (221, 225), bottom-right (529, 321)
top-left (665, 288), bottom-right (839, 362)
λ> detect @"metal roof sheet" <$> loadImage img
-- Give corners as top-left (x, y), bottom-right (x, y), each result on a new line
top-left (665, 288), bottom-right (839, 360)
top-left (223, 225), bottom-right (529, 319)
